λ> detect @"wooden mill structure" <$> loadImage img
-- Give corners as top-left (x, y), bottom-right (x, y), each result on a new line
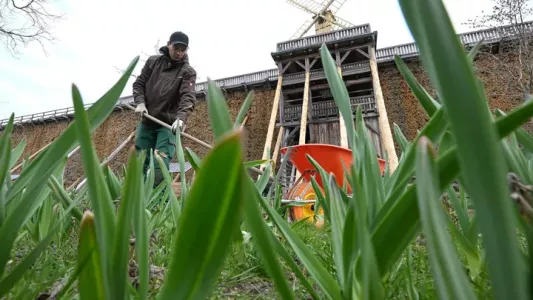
top-left (260, 0), bottom-right (398, 189)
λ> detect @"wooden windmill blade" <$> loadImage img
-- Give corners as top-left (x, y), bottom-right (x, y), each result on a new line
top-left (285, 0), bottom-right (324, 15)
top-left (328, 14), bottom-right (357, 29)
top-left (322, 0), bottom-right (348, 14)
top-left (291, 19), bottom-right (315, 39)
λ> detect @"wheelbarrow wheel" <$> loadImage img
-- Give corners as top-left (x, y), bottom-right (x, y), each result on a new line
top-left (286, 181), bottom-right (325, 228)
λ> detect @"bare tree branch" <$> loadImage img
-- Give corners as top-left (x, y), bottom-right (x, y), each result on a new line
top-left (0, 0), bottom-right (64, 57)
top-left (464, 0), bottom-right (533, 98)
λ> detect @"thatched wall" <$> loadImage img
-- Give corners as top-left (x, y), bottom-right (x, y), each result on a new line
top-left (8, 88), bottom-right (278, 185)
top-left (380, 48), bottom-right (533, 152)
top-left (7, 47), bottom-right (531, 184)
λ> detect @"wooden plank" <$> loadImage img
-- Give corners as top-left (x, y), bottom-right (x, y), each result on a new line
top-left (355, 48), bottom-right (370, 59)
top-left (341, 50), bottom-right (352, 64)
top-left (368, 45), bottom-right (398, 173)
top-left (281, 61), bottom-right (293, 75)
top-left (260, 74), bottom-right (284, 171)
top-left (299, 63), bottom-right (310, 145)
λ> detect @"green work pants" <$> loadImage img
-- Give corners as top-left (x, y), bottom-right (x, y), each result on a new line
top-left (135, 121), bottom-right (176, 187)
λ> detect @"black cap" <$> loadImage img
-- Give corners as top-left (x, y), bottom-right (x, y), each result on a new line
top-left (169, 31), bottom-right (189, 47)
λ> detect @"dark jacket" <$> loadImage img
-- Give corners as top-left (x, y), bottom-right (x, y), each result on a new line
top-left (132, 46), bottom-right (197, 127)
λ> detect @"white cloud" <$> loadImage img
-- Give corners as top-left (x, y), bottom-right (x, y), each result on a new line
top-left (0, 0), bottom-right (509, 119)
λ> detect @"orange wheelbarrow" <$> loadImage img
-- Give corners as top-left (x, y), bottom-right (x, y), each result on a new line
top-left (280, 143), bottom-right (386, 227)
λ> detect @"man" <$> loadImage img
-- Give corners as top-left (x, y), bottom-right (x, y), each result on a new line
top-left (132, 31), bottom-right (197, 186)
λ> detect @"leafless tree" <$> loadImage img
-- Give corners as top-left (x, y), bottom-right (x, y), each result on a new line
top-left (0, 0), bottom-right (63, 57)
top-left (463, 0), bottom-right (533, 99)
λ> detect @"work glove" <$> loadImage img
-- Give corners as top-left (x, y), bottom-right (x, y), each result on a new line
top-left (135, 103), bottom-right (148, 116)
top-left (171, 118), bottom-right (185, 133)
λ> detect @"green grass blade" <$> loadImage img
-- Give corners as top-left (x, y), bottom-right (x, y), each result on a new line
top-left (0, 190), bottom-right (85, 297)
top-left (6, 56), bottom-right (139, 202)
top-left (0, 120), bottom-right (12, 227)
top-left (415, 137), bottom-right (476, 300)
top-left (48, 176), bottom-right (83, 221)
top-left (494, 101), bottom-right (533, 143)
top-left (158, 129), bottom-right (245, 300)
top-left (78, 211), bottom-right (106, 300)
top-left (185, 147), bottom-right (202, 172)
top-left (397, 1), bottom-right (527, 298)
top-left (384, 107), bottom-right (447, 201)
top-left (243, 177), bottom-right (295, 300)
top-left (320, 43), bottom-right (355, 146)
top-left (8, 138), bottom-right (26, 170)
top-left (393, 123), bottom-right (411, 155)
top-left (234, 91), bottom-right (254, 127)
top-left (394, 56), bottom-right (441, 117)
top-left (133, 155), bottom-right (150, 300)
top-left (206, 79), bottom-right (233, 142)
top-left (323, 175), bottom-right (347, 289)
top-left (71, 84), bottom-right (117, 297)
top-left (255, 187), bottom-right (343, 299)
top-left (176, 125), bottom-right (188, 201)
top-left (110, 151), bottom-right (142, 300)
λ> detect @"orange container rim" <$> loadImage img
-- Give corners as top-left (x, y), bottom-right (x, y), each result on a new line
top-left (280, 143), bottom-right (386, 190)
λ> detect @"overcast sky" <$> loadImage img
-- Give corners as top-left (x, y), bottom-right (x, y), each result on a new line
top-left (0, 0), bottom-right (509, 120)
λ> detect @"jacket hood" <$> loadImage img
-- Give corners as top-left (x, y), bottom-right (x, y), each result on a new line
top-left (159, 46), bottom-right (189, 63)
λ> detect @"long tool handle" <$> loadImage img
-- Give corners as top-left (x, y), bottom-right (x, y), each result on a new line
top-left (123, 103), bottom-right (273, 180)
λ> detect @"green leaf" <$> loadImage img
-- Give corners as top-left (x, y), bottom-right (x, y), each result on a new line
top-left (110, 151), bottom-right (142, 299)
top-left (72, 83), bottom-right (116, 297)
top-left (78, 211), bottom-right (106, 300)
top-left (234, 91), bottom-right (254, 127)
top-left (415, 137), bottom-right (476, 300)
top-left (320, 43), bottom-right (356, 147)
top-left (206, 79), bottom-right (233, 142)
top-left (243, 176), bottom-right (295, 300)
top-left (394, 55), bottom-right (441, 117)
top-left (158, 129), bottom-right (245, 300)
top-left (133, 157), bottom-right (150, 300)
top-left (8, 137), bottom-right (26, 171)
top-left (397, 1), bottom-right (527, 298)
top-left (0, 189), bottom-right (85, 297)
top-left (255, 184), bottom-right (343, 299)
top-left (185, 147), bottom-right (202, 172)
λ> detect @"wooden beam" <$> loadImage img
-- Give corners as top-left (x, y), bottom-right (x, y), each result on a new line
top-left (309, 57), bottom-right (318, 69)
top-left (283, 77), bottom-right (372, 94)
top-left (277, 113), bottom-right (380, 127)
top-left (271, 127), bottom-right (284, 170)
top-left (281, 61), bottom-right (293, 75)
top-left (278, 92), bottom-right (285, 124)
top-left (299, 58), bottom-right (310, 146)
top-left (260, 74), bottom-right (283, 171)
top-left (295, 60), bottom-right (305, 70)
top-left (368, 45), bottom-right (399, 174)
top-left (340, 50), bottom-right (352, 64)
top-left (355, 48), bottom-right (370, 59)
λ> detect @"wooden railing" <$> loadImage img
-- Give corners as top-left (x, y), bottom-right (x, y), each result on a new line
top-left (275, 24), bottom-right (372, 52)
top-left (282, 95), bottom-right (376, 122)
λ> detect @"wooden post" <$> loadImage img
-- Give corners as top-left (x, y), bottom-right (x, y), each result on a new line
top-left (299, 58), bottom-right (310, 145)
top-left (295, 58), bottom-right (311, 179)
top-left (260, 74), bottom-right (283, 171)
top-left (368, 45), bottom-right (399, 173)
top-left (271, 126), bottom-right (284, 170)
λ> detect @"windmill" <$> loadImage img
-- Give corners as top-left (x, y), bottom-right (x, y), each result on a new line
top-left (286, 0), bottom-right (356, 39)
